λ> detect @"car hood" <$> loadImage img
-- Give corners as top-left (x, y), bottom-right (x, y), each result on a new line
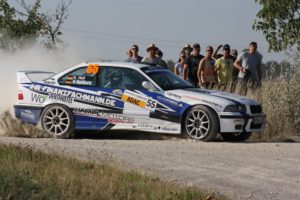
top-left (166, 88), bottom-right (259, 105)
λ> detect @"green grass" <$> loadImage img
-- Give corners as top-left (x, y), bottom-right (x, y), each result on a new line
top-left (0, 144), bottom-right (227, 200)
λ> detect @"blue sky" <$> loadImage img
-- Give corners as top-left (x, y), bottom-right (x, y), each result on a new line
top-left (16, 0), bottom-right (286, 62)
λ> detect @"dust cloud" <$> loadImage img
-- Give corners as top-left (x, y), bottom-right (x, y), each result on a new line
top-left (0, 43), bottom-right (85, 137)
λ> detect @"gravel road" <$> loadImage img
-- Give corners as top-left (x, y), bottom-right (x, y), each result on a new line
top-left (0, 133), bottom-right (299, 200)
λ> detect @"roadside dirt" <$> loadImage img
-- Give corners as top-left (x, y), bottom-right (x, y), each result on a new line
top-left (0, 133), bottom-right (299, 200)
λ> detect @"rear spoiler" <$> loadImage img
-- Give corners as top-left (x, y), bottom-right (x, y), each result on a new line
top-left (17, 71), bottom-right (55, 84)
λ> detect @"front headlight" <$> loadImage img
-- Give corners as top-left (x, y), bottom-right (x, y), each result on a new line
top-left (224, 105), bottom-right (246, 112)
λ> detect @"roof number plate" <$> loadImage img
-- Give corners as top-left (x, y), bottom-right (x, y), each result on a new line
top-left (86, 64), bottom-right (99, 74)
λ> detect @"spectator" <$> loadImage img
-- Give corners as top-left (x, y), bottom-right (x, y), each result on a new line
top-left (183, 44), bottom-right (192, 58)
top-left (174, 50), bottom-right (186, 77)
top-left (215, 44), bottom-right (234, 91)
top-left (183, 43), bottom-right (204, 87)
top-left (234, 41), bottom-right (263, 96)
top-left (125, 48), bottom-right (133, 62)
top-left (198, 46), bottom-right (217, 89)
top-left (230, 49), bottom-right (238, 60)
top-left (141, 43), bottom-right (160, 65)
top-left (126, 44), bottom-right (143, 63)
top-left (156, 49), bottom-right (168, 69)
top-left (230, 49), bottom-right (239, 92)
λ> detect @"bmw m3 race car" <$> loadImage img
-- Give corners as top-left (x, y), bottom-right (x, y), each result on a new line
top-left (14, 62), bottom-right (265, 141)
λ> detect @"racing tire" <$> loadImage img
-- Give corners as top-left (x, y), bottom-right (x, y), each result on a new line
top-left (41, 104), bottom-right (75, 139)
top-left (220, 132), bottom-right (252, 142)
top-left (183, 105), bottom-right (219, 141)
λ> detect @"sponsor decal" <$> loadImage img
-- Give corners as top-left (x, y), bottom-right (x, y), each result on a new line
top-left (157, 96), bottom-right (179, 106)
top-left (166, 92), bottom-right (181, 100)
top-left (20, 110), bottom-right (35, 121)
top-left (137, 124), bottom-right (153, 128)
top-left (49, 93), bottom-right (73, 103)
top-left (29, 84), bottom-right (116, 108)
top-left (73, 108), bottom-right (134, 123)
top-left (182, 95), bottom-right (202, 101)
top-left (31, 93), bottom-right (47, 103)
top-left (121, 90), bottom-right (157, 111)
top-left (112, 89), bottom-right (123, 96)
top-left (202, 99), bottom-right (222, 108)
top-left (161, 126), bottom-right (179, 132)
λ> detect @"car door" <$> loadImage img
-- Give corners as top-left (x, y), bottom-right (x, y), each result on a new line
top-left (99, 66), bottom-right (155, 117)
top-left (58, 64), bottom-right (124, 129)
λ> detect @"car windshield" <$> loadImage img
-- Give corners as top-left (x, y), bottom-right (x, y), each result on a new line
top-left (141, 66), bottom-right (194, 90)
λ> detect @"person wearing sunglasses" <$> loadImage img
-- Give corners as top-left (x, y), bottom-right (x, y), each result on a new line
top-left (126, 44), bottom-right (143, 63)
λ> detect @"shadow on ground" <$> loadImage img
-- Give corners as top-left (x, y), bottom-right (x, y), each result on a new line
top-left (74, 130), bottom-right (185, 141)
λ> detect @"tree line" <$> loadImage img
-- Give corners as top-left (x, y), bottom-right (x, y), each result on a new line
top-left (0, 0), bottom-right (72, 51)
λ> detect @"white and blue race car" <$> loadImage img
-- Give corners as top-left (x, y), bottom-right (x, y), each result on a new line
top-left (14, 62), bottom-right (265, 141)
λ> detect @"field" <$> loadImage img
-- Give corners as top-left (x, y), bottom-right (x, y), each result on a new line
top-left (0, 144), bottom-right (228, 200)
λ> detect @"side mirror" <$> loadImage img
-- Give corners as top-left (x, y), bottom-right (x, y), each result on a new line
top-left (142, 81), bottom-right (157, 91)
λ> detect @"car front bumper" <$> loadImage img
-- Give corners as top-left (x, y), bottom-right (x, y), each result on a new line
top-left (219, 112), bottom-right (266, 133)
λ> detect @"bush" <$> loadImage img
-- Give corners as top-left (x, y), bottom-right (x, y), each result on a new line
top-left (253, 71), bottom-right (300, 141)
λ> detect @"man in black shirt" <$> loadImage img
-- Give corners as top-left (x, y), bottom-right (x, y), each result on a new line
top-left (182, 43), bottom-right (204, 87)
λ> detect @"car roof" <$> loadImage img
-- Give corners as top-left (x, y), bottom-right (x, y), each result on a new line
top-left (76, 61), bottom-right (152, 70)
top-left (51, 61), bottom-right (157, 79)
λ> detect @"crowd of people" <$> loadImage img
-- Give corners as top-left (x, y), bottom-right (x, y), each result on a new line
top-left (125, 41), bottom-right (263, 96)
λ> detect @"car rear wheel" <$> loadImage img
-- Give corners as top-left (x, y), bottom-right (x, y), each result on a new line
top-left (220, 132), bottom-right (252, 142)
top-left (41, 104), bottom-right (75, 138)
top-left (183, 105), bottom-right (219, 141)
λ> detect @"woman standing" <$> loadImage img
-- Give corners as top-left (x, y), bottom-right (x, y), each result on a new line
top-left (174, 50), bottom-right (186, 77)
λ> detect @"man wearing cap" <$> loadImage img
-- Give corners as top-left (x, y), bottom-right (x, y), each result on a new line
top-left (215, 44), bottom-right (234, 91)
top-left (183, 43), bottom-right (204, 87)
top-left (141, 43), bottom-right (160, 65)
top-left (126, 44), bottom-right (143, 63)
top-left (183, 44), bottom-right (192, 58)
top-left (234, 41), bottom-right (263, 95)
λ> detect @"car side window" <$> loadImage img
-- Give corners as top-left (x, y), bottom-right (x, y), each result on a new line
top-left (58, 66), bottom-right (98, 87)
top-left (99, 67), bottom-right (148, 90)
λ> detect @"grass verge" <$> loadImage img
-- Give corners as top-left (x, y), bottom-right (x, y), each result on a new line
top-left (0, 144), bottom-right (227, 200)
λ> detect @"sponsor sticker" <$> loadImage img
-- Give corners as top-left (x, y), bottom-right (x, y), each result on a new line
top-left (20, 110), bottom-right (35, 121)
top-left (121, 90), bottom-right (157, 111)
top-left (73, 108), bottom-right (134, 123)
top-left (31, 93), bottom-right (47, 103)
top-left (122, 94), bottom-right (146, 107)
top-left (29, 84), bottom-right (117, 108)
top-left (166, 92), bottom-right (182, 100)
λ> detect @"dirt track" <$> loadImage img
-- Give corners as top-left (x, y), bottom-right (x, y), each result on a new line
top-left (0, 133), bottom-right (299, 200)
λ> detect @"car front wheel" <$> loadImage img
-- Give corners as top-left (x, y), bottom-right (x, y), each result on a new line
top-left (41, 104), bottom-right (75, 138)
top-left (183, 105), bottom-right (219, 141)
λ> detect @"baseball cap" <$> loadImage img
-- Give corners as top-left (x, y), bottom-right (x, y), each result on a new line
top-left (146, 43), bottom-right (158, 52)
top-left (131, 44), bottom-right (139, 51)
top-left (183, 44), bottom-right (192, 51)
top-left (223, 44), bottom-right (230, 51)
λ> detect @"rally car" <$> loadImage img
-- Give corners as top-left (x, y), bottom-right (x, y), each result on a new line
top-left (14, 62), bottom-right (265, 141)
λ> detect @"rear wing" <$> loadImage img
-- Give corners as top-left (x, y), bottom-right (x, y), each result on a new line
top-left (17, 71), bottom-right (55, 84)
